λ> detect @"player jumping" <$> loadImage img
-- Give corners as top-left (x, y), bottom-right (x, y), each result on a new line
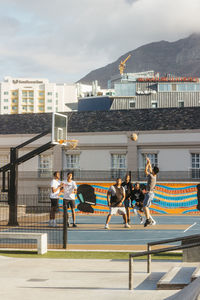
top-left (143, 157), bottom-right (159, 227)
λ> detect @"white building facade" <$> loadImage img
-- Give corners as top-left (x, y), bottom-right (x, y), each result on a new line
top-left (0, 76), bottom-right (78, 115)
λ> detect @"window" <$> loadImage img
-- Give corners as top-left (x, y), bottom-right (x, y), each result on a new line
top-left (12, 99), bottom-right (18, 103)
top-left (38, 154), bottom-right (52, 177)
top-left (178, 100), bottom-right (184, 108)
top-left (12, 106), bottom-right (17, 110)
top-left (12, 91), bottom-right (18, 96)
top-left (4, 91), bottom-right (9, 95)
top-left (111, 154), bottom-right (126, 178)
top-left (151, 101), bottom-right (158, 108)
top-left (191, 153), bottom-right (200, 179)
top-left (129, 101), bottom-right (136, 108)
top-left (39, 99), bottom-right (44, 103)
top-left (4, 99), bottom-right (8, 102)
top-left (47, 106), bottom-right (52, 110)
top-left (47, 92), bottom-right (52, 95)
top-left (158, 84), bottom-right (171, 92)
top-left (39, 91), bottom-right (44, 96)
top-left (172, 84), bottom-right (176, 91)
top-left (66, 154), bottom-right (80, 169)
top-left (142, 153), bottom-right (158, 169)
top-left (47, 99), bottom-right (52, 103)
top-left (38, 187), bottom-right (51, 203)
top-left (56, 93), bottom-right (58, 98)
top-left (3, 106), bottom-right (8, 109)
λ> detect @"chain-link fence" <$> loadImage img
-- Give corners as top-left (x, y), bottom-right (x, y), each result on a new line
top-left (0, 196), bottom-right (67, 250)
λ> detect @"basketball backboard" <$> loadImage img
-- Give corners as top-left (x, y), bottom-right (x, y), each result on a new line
top-left (52, 112), bottom-right (68, 145)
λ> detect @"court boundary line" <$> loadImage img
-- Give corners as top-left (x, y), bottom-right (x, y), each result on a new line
top-left (184, 222), bottom-right (197, 232)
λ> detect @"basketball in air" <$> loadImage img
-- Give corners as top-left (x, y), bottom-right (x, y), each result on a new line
top-left (130, 133), bottom-right (138, 141)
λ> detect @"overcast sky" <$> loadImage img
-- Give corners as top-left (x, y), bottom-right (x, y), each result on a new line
top-left (0, 0), bottom-right (199, 83)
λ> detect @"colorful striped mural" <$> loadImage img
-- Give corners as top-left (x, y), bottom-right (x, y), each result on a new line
top-left (58, 182), bottom-right (200, 215)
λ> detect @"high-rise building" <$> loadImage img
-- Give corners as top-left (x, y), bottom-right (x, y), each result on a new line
top-left (0, 76), bottom-right (78, 114)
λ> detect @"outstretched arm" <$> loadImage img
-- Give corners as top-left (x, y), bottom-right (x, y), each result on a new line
top-left (145, 157), bottom-right (152, 175)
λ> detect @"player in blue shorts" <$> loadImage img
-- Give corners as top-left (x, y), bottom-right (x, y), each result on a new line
top-left (143, 157), bottom-right (159, 227)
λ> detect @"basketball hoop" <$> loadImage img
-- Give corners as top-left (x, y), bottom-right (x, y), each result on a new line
top-left (58, 139), bottom-right (78, 150)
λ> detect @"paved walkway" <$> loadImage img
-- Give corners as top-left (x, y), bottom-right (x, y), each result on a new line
top-left (0, 255), bottom-right (181, 300)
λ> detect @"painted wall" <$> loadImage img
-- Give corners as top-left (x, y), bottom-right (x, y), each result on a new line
top-left (58, 182), bottom-right (200, 215)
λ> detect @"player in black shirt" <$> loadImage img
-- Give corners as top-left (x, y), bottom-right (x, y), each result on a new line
top-left (131, 182), bottom-right (144, 224)
top-left (122, 174), bottom-right (133, 224)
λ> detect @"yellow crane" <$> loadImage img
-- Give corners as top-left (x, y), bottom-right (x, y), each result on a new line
top-left (119, 54), bottom-right (131, 75)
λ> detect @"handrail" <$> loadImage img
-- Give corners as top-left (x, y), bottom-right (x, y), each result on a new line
top-left (148, 233), bottom-right (200, 246)
top-left (129, 241), bottom-right (200, 290)
top-left (147, 234), bottom-right (200, 273)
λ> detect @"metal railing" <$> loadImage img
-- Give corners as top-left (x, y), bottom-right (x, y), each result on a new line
top-left (129, 234), bottom-right (200, 290)
top-left (0, 170), bottom-right (199, 182)
top-left (147, 234), bottom-right (200, 273)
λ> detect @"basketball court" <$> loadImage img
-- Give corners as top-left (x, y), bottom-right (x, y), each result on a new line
top-left (0, 112), bottom-right (200, 252)
top-left (1, 213), bottom-right (200, 251)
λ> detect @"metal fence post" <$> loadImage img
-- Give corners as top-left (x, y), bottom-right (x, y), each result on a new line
top-left (129, 254), bottom-right (133, 290)
top-left (8, 147), bottom-right (19, 226)
top-left (147, 244), bottom-right (151, 273)
top-left (63, 199), bottom-right (68, 249)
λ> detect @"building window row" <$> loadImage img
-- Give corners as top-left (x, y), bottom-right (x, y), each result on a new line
top-left (37, 152), bottom-right (200, 180)
top-left (158, 83), bottom-right (200, 92)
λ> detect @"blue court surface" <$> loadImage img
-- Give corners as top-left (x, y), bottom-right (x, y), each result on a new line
top-left (1, 215), bottom-right (200, 247)
top-left (65, 215), bottom-right (200, 245)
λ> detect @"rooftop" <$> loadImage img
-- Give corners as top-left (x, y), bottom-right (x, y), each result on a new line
top-left (0, 107), bottom-right (199, 135)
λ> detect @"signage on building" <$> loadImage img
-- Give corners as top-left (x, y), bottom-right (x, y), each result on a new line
top-left (12, 80), bottom-right (44, 84)
top-left (137, 77), bottom-right (199, 82)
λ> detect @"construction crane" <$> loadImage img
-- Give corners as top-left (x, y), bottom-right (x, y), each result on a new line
top-left (119, 54), bottom-right (131, 75)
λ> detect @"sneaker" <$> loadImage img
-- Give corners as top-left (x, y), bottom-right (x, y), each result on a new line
top-left (67, 222), bottom-right (70, 227)
top-left (144, 219), bottom-right (151, 227)
top-left (105, 224), bottom-right (109, 229)
top-left (124, 223), bottom-right (131, 228)
top-left (72, 223), bottom-right (77, 228)
top-left (140, 217), bottom-right (144, 224)
top-left (150, 219), bottom-right (156, 225)
top-left (52, 220), bottom-right (57, 227)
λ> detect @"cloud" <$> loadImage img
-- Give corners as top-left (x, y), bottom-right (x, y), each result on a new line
top-left (0, 0), bottom-right (200, 83)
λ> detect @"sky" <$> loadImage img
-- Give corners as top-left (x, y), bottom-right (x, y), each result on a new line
top-left (0, 0), bottom-right (200, 83)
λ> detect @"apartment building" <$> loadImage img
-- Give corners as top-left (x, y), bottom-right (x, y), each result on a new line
top-left (0, 76), bottom-right (79, 114)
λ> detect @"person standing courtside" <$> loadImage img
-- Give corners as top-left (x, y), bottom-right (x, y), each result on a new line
top-left (122, 174), bottom-right (133, 224)
top-left (49, 171), bottom-right (63, 227)
top-left (105, 178), bottom-right (130, 229)
top-left (63, 172), bottom-right (78, 227)
top-left (143, 157), bottom-right (159, 227)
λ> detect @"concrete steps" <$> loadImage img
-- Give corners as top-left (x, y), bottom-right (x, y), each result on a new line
top-left (157, 264), bottom-right (200, 290)
top-left (191, 264), bottom-right (200, 282)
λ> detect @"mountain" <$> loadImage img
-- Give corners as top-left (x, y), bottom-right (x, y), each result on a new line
top-left (78, 33), bottom-right (200, 88)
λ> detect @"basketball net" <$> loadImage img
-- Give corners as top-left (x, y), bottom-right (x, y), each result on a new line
top-left (58, 139), bottom-right (78, 150)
